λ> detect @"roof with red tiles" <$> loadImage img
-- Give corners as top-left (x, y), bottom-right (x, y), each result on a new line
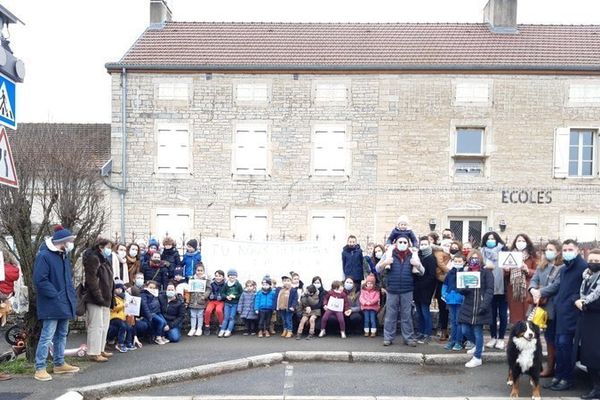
top-left (105, 22), bottom-right (600, 72)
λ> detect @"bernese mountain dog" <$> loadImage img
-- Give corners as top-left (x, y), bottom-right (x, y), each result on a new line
top-left (506, 320), bottom-right (544, 399)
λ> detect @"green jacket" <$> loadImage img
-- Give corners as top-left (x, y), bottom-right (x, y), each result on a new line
top-left (222, 281), bottom-right (243, 304)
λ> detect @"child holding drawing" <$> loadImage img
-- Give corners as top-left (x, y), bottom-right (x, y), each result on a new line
top-left (187, 263), bottom-right (210, 337)
top-left (319, 280), bottom-right (351, 339)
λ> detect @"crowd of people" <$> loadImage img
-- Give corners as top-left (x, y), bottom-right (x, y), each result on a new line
top-left (1, 217), bottom-right (598, 399)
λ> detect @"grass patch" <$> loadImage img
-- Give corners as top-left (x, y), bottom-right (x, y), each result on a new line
top-left (0, 356), bottom-right (91, 375)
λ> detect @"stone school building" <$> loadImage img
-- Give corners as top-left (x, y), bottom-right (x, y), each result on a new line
top-left (105, 0), bottom-right (600, 248)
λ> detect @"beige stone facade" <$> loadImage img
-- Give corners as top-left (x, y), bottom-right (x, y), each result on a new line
top-left (108, 72), bottom-right (600, 246)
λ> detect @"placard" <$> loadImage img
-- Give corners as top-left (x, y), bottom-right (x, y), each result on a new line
top-left (499, 251), bottom-right (523, 269)
top-left (124, 293), bottom-right (141, 317)
top-left (0, 252), bottom-right (4, 281)
top-left (188, 279), bottom-right (207, 293)
top-left (457, 271), bottom-right (481, 289)
top-left (327, 296), bottom-right (344, 312)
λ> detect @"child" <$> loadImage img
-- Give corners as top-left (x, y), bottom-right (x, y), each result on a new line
top-left (386, 215), bottom-right (419, 247)
top-left (359, 274), bottom-right (380, 337)
top-left (296, 284), bottom-right (321, 340)
top-left (269, 277), bottom-right (279, 335)
top-left (319, 280), bottom-right (351, 339)
top-left (218, 269), bottom-right (243, 338)
top-left (187, 263), bottom-right (211, 336)
top-left (109, 281), bottom-right (135, 352)
top-left (442, 254), bottom-right (466, 351)
top-left (203, 270), bottom-right (226, 335)
top-left (238, 280), bottom-right (258, 335)
top-left (276, 275), bottom-right (298, 338)
top-left (181, 239), bottom-right (201, 281)
top-left (254, 277), bottom-right (277, 338)
top-left (161, 237), bottom-right (181, 282)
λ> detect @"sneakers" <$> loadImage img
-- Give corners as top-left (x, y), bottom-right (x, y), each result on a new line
top-left (444, 341), bottom-right (455, 350)
top-left (364, 330), bottom-right (370, 337)
top-left (464, 341), bottom-right (475, 351)
top-left (115, 344), bottom-right (128, 353)
top-left (224, 331), bottom-right (232, 338)
top-left (370, 330), bottom-right (377, 338)
top-left (296, 333), bottom-right (302, 340)
top-left (285, 331), bottom-right (294, 339)
top-left (340, 331), bottom-right (347, 339)
top-left (162, 337), bottom-right (170, 344)
top-left (383, 340), bottom-right (392, 346)
top-left (404, 340), bottom-right (418, 347)
top-left (53, 363), bottom-right (80, 374)
top-left (195, 329), bottom-right (203, 337)
top-left (485, 338), bottom-right (498, 348)
top-left (417, 335), bottom-right (431, 344)
top-left (281, 329), bottom-right (288, 337)
top-left (187, 329), bottom-right (196, 337)
top-left (242, 332), bottom-right (250, 336)
top-left (154, 337), bottom-right (165, 345)
top-left (34, 369), bottom-right (52, 381)
top-left (495, 340), bottom-right (505, 350)
top-left (467, 346), bottom-right (484, 355)
top-left (452, 343), bottom-right (464, 351)
top-left (217, 330), bottom-right (225, 338)
top-left (465, 357), bottom-right (483, 368)
top-left (126, 344), bottom-right (137, 351)
top-left (258, 330), bottom-right (264, 338)
top-left (318, 330), bottom-right (326, 338)
top-left (264, 331), bottom-right (271, 338)
top-left (101, 351), bottom-right (113, 358)
top-left (88, 355), bottom-right (109, 362)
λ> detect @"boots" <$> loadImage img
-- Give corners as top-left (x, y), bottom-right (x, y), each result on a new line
top-left (540, 344), bottom-right (556, 377)
top-left (438, 328), bottom-right (449, 342)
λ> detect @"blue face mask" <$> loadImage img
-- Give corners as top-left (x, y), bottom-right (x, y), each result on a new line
top-left (562, 250), bottom-right (576, 262)
top-left (102, 248), bottom-right (112, 258)
top-left (486, 240), bottom-right (496, 248)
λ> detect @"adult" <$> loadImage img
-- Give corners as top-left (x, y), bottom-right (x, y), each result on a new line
top-left (378, 237), bottom-right (424, 347)
top-left (343, 277), bottom-right (363, 334)
top-left (140, 280), bottom-right (169, 345)
top-left (481, 231), bottom-right (508, 350)
top-left (543, 239), bottom-right (587, 391)
top-left (112, 243), bottom-right (129, 284)
top-left (575, 249), bottom-right (600, 399)
top-left (82, 238), bottom-right (115, 362)
top-left (159, 282), bottom-right (186, 343)
top-left (441, 228), bottom-right (454, 241)
top-left (505, 234), bottom-right (537, 328)
top-left (126, 242), bottom-right (141, 284)
top-left (33, 225), bottom-right (79, 381)
top-left (431, 235), bottom-right (450, 342)
top-left (528, 240), bottom-right (563, 377)
top-left (342, 235), bottom-right (367, 288)
top-left (414, 236), bottom-right (437, 343)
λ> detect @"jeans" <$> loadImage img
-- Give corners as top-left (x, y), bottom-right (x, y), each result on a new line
top-left (448, 304), bottom-right (462, 344)
top-left (189, 308), bottom-right (204, 331)
top-left (221, 303), bottom-right (237, 332)
top-left (383, 292), bottom-right (415, 342)
top-left (415, 302), bottom-right (432, 336)
top-left (258, 310), bottom-right (272, 331)
top-left (363, 309), bottom-right (377, 331)
top-left (490, 294), bottom-right (508, 339)
top-left (544, 318), bottom-right (556, 346)
top-left (165, 326), bottom-right (181, 342)
top-left (35, 319), bottom-right (69, 371)
top-left (555, 333), bottom-right (575, 382)
top-left (204, 301), bottom-right (224, 327)
top-left (280, 310), bottom-right (293, 331)
top-left (109, 318), bottom-right (134, 346)
top-left (151, 314), bottom-right (167, 337)
top-left (462, 324), bottom-right (484, 359)
top-left (135, 319), bottom-right (150, 339)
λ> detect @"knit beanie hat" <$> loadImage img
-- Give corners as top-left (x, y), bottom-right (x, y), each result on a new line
top-left (52, 225), bottom-right (75, 243)
top-left (148, 238), bottom-right (159, 248)
top-left (397, 215), bottom-right (409, 225)
top-left (262, 278), bottom-right (272, 286)
top-left (187, 239), bottom-right (198, 251)
top-left (366, 274), bottom-right (376, 285)
top-left (227, 268), bottom-right (238, 277)
top-left (114, 280), bottom-right (126, 290)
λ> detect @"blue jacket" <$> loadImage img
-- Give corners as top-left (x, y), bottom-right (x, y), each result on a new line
top-left (140, 289), bottom-right (162, 321)
top-left (442, 267), bottom-right (465, 305)
top-left (254, 288), bottom-right (277, 311)
top-left (386, 249), bottom-right (415, 295)
top-left (237, 290), bottom-right (258, 319)
top-left (555, 255), bottom-right (587, 335)
top-left (181, 250), bottom-right (201, 278)
top-left (386, 228), bottom-right (418, 247)
top-left (342, 245), bottom-right (365, 282)
top-left (33, 238), bottom-right (77, 320)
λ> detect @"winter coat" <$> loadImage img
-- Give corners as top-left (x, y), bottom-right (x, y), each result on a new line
top-left (159, 293), bottom-right (185, 329)
top-left (110, 295), bottom-right (126, 321)
top-left (529, 263), bottom-right (563, 320)
top-left (237, 290), bottom-right (258, 319)
top-left (181, 250), bottom-right (201, 278)
top-left (276, 287), bottom-right (299, 311)
top-left (0, 262), bottom-right (19, 296)
top-left (414, 251), bottom-right (437, 305)
top-left (342, 245), bottom-right (367, 283)
top-left (386, 227), bottom-right (418, 247)
top-left (386, 249), bottom-right (416, 295)
top-left (207, 280), bottom-right (226, 302)
top-left (434, 249), bottom-right (451, 282)
top-left (442, 267), bottom-right (465, 305)
top-left (299, 291), bottom-right (322, 317)
top-left (33, 238), bottom-right (77, 320)
top-left (359, 288), bottom-right (380, 312)
top-left (188, 276), bottom-right (211, 309)
top-left (82, 248), bottom-right (114, 308)
top-left (364, 256), bottom-right (378, 277)
top-left (345, 287), bottom-right (361, 313)
top-left (222, 280), bottom-right (243, 304)
top-left (576, 270), bottom-right (600, 370)
top-left (323, 290), bottom-right (350, 312)
top-left (555, 255), bottom-right (587, 335)
top-left (458, 265), bottom-right (494, 326)
top-left (142, 260), bottom-right (170, 290)
top-left (506, 255), bottom-right (537, 324)
top-left (161, 247), bottom-right (181, 275)
top-left (254, 288), bottom-right (277, 311)
top-left (140, 289), bottom-right (162, 321)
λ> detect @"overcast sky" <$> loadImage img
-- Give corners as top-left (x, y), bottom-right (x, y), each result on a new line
top-left (2, 0), bottom-right (599, 124)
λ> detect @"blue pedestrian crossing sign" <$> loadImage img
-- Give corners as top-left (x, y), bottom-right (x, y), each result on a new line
top-left (0, 74), bottom-right (16, 129)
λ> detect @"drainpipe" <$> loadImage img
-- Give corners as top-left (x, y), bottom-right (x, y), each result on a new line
top-left (120, 67), bottom-right (128, 242)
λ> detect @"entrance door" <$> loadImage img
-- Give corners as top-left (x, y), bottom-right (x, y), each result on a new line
top-left (448, 218), bottom-right (486, 247)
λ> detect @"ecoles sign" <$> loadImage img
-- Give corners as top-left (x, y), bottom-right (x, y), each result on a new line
top-left (501, 190), bottom-right (552, 205)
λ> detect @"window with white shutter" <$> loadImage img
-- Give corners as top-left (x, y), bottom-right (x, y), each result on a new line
top-left (312, 125), bottom-right (347, 176)
top-left (157, 123), bottom-right (191, 173)
top-left (554, 128), bottom-right (598, 178)
top-left (310, 210), bottom-right (346, 244)
top-left (563, 216), bottom-right (599, 242)
top-left (157, 82), bottom-right (189, 101)
top-left (553, 128), bottom-right (570, 178)
top-left (455, 82), bottom-right (489, 103)
top-left (236, 83), bottom-right (270, 104)
top-left (568, 84), bottom-right (600, 104)
top-left (155, 208), bottom-right (193, 245)
top-left (314, 82), bottom-right (348, 104)
top-left (231, 209), bottom-right (268, 241)
top-left (233, 123), bottom-right (269, 175)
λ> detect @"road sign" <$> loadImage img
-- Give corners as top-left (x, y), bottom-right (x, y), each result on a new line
top-left (0, 74), bottom-right (16, 129)
top-left (0, 127), bottom-right (18, 188)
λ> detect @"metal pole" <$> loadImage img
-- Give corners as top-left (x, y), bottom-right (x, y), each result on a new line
top-left (119, 67), bottom-right (128, 243)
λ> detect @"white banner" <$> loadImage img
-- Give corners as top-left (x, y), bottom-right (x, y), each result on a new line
top-left (201, 238), bottom-right (343, 288)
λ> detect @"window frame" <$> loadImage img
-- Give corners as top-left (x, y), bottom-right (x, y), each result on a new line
top-left (568, 83), bottom-right (600, 105)
top-left (153, 78), bottom-right (193, 103)
top-left (153, 207), bottom-right (194, 246)
top-left (230, 208), bottom-right (269, 241)
top-left (309, 209), bottom-right (347, 244)
top-left (562, 215), bottom-right (599, 242)
top-left (311, 123), bottom-right (350, 177)
top-left (453, 80), bottom-right (491, 105)
top-left (313, 81), bottom-right (350, 105)
top-left (234, 81), bottom-right (271, 105)
top-left (155, 121), bottom-right (192, 174)
top-left (568, 128), bottom-right (596, 178)
top-left (232, 122), bottom-right (271, 176)
top-left (450, 124), bottom-right (490, 180)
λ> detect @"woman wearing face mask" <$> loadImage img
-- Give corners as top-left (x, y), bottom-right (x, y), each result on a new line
top-left (82, 238), bottom-right (115, 362)
top-left (159, 282), bottom-right (186, 343)
top-left (139, 280), bottom-right (169, 345)
top-left (342, 277), bottom-right (363, 335)
top-left (414, 237), bottom-right (438, 344)
top-left (506, 234), bottom-right (538, 328)
top-left (126, 243), bottom-right (141, 284)
top-left (112, 243), bottom-right (129, 285)
top-left (480, 231), bottom-right (508, 350)
top-left (528, 240), bottom-right (564, 377)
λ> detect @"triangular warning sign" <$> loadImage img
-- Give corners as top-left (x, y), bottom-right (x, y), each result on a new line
top-left (503, 253), bottom-right (519, 267)
top-left (0, 127), bottom-right (18, 188)
top-left (0, 82), bottom-right (14, 121)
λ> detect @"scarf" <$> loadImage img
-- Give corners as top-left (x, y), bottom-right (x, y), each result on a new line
top-left (393, 248), bottom-right (410, 262)
top-left (510, 252), bottom-right (528, 301)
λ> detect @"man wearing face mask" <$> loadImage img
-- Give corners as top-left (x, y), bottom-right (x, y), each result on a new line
top-left (33, 225), bottom-right (78, 381)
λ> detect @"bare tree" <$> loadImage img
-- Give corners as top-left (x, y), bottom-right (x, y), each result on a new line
top-left (0, 127), bottom-right (106, 361)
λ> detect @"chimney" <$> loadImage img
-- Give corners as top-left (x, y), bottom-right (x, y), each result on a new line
top-left (483, 0), bottom-right (518, 33)
top-left (150, 0), bottom-right (172, 27)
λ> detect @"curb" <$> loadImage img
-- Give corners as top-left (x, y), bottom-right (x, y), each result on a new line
top-left (69, 351), bottom-right (506, 400)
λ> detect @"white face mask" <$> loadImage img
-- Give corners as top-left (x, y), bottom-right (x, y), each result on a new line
top-left (147, 288), bottom-right (159, 297)
top-left (515, 241), bottom-right (527, 251)
top-left (129, 249), bottom-right (138, 257)
top-left (375, 251), bottom-right (383, 258)
top-left (65, 242), bottom-right (75, 253)
top-left (396, 242), bottom-right (408, 251)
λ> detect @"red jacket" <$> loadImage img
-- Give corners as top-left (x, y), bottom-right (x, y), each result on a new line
top-left (359, 287), bottom-right (381, 312)
top-left (0, 263), bottom-right (20, 296)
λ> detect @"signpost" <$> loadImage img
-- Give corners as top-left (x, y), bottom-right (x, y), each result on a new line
top-left (0, 127), bottom-right (17, 188)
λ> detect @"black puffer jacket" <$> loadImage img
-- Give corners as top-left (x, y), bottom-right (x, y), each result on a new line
top-left (458, 265), bottom-right (494, 326)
